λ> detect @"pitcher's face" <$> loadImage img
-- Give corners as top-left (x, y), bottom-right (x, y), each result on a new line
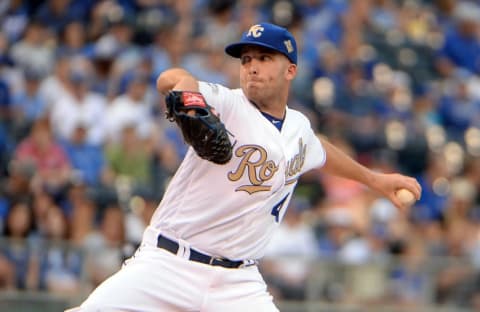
top-left (239, 46), bottom-right (296, 103)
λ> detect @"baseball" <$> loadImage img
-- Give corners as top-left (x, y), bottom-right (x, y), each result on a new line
top-left (396, 188), bottom-right (416, 206)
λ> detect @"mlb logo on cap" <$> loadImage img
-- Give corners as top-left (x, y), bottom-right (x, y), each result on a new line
top-left (225, 23), bottom-right (297, 64)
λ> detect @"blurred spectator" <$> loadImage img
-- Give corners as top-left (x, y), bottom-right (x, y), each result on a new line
top-left (411, 88), bottom-right (441, 129)
top-left (134, 56), bottom-right (159, 110)
top-left (150, 129), bottom-right (184, 193)
top-left (434, 223), bottom-right (479, 307)
top-left (1, 201), bottom-right (36, 290)
top-left (31, 191), bottom-right (56, 238)
top-left (368, 197), bottom-right (398, 254)
top-left (432, 0), bottom-right (457, 30)
top-left (262, 197), bottom-right (317, 300)
top-left (376, 72), bottom-right (414, 122)
top-left (3, 200), bottom-right (33, 241)
top-left (435, 262), bottom-right (479, 308)
top-left (95, 8), bottom-right (140, 75)
top-left (34, 0), bottom-right (91, 36)
top-left (417, 219), bottom-right (447, 257)
top-left (300, 0), bottom-right (345, 47)
top-left (369, 0), bottom-right (399, 33)
top-left (0, 159), bottom-right (34, 226)
top-left (331, 63), bottom-right (384, 154)
top-left (89, 49), bottom-right (116, 98)
top-left (124, 191), bottom-right (157, 249)
top-left (150, 25), bottom-right (191, 77)
top-left (411, 151), bottom-right (449, 223)
top-left (387, 238), bottom-right (429, 306)
top-left (69, 191), bottom-right (96, 246)
top-left (12, 118), bottom-right (72, 197)
top-left (199, 0), bottom-right (239, 50)
top-left (445, 177), bottom-right (477, 225)
top-left (104, 124), bottom-right (152, 192)
top-left (9, 20), bottom-right (54, 74)
top-left (104, 72), bottom-right (155, 143)
top-left (84, 205), bottom-right (125, 287)
top-left (57, 21), bottom-right (94, 58)
top-left (49, 64), bottom-right (107, 145)
top-left (463, 156), bottom-right (480, 217)
top-left (184, 44), bottom-right (231, 86)
top-left (61, 121), bottom-right (107, 188)
top-left (437, 73), bottom-right (480, 141)
top-left (0, 254), bottom-right (15, 290)
top-left (164, 123), bottom-right (189, 156)
top-left (0, 122), bottom-right (13, 177)
top-left (435, 1), bottom-right (480, 77)
top-left (315, 208), bottom-right (356, 259)
top-left (38, 53), bottom-right (71, 108)
top-left (0, 31), bottom-right (22, 105)
top-left (0, 0), bottom-right (29, 44)
top-left (9, 68), bottom-right (48, 142)
top-left (316, 136), bottom-right (370, 229)
top-left (0, 70), bottom-right (11, 122)
top-left (36, 205), bottom-right (83, 295)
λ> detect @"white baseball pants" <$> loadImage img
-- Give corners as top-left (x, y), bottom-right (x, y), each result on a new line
top-left (68, 241), bottom-right (279, 311)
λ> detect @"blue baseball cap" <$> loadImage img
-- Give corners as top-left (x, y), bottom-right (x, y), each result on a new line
top-left (225, 23), bottom-right (297, 64)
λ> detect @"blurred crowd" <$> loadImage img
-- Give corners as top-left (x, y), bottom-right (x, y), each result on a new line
top-left (1, 0), bottom-right (480, 310)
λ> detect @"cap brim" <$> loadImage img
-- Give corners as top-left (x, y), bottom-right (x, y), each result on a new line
top-left (225, 41), bottom-right (284, 59)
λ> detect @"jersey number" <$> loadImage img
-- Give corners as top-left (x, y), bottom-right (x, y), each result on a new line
top-left (270, 193), bottom-right (290, 223)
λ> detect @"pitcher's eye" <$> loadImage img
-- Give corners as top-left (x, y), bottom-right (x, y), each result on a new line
top-left (240, 56), bottom-right (251, 64)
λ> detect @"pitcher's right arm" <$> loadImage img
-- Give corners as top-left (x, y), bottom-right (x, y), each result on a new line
top-left (156, 68), bottom-right (199, 95)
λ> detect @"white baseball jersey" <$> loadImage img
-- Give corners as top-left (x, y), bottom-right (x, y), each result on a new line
top-left (147, 81), bottom-right (326, 260)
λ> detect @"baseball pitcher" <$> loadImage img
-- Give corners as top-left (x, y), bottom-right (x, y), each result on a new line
top-left (68, 23), bottom-right (421, 312)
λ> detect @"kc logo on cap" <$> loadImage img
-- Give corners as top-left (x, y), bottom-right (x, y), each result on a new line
top-left (247, 25), bottom-right (265, 38)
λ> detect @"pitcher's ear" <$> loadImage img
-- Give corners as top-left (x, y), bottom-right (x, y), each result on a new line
top-left (286, 63), bottom-right (297, 80)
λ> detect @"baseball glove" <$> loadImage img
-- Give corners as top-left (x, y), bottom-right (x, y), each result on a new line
top-left (165, 91), bottom-right (232, 164)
